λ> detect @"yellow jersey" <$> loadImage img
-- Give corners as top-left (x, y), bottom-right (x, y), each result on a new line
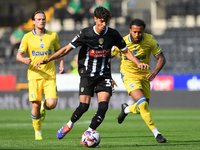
top-left (112, 33), bottom-right (162, 79)
top-left (18, 29), bottom-right (60, 80)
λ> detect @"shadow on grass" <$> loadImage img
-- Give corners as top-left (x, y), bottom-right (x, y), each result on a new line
top-left (102, 135), bottom-right (152, 139)
top-left (169, 140), bottom-right (200, 143)
top-left (100, 135), bottom-right (200, 148)
top-left (98, 143), bottom-right (200, 149)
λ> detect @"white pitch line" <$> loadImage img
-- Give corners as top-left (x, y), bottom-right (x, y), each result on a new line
top-left (1, 116), bottom-right (200, 127)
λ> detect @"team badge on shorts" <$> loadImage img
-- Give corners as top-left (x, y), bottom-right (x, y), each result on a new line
top-left (31, 93), bottom-right (34, 98)
top-left (81, 87), bottom-right (84, 92)
top-left (129, 83), bottom-right (134, 88)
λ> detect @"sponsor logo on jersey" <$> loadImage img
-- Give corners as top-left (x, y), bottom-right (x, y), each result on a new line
top-left (32, 50), bottom-right (52, 56)
top-left (136, 54), bottom-right (146, 61)
top-left (72, 35), bottom-right (78, 42)
top-left (89, 49), bottom-right (110, 57)
top-left (99, 45), bottom-right (104, 49)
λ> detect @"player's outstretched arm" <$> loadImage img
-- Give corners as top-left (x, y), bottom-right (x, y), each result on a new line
top-left (123, 48), bottom-right (150, 71)
top-left (33, 45), bottom-right (73, 69)
top-left (146, 52), bottom-right (166, 81)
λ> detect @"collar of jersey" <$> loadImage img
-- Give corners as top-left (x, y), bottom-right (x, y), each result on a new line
top-left (32, 28), bottom-right (47, 35)
top-left (93, 26), bottom-right (108, 35)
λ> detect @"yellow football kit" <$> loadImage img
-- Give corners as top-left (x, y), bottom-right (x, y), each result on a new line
top-left (18, 29), bottom-right (60, 101)
top-left (112, 33), bottom-right (162, 99)
top-left (113, 33), bottom-right (163, 131)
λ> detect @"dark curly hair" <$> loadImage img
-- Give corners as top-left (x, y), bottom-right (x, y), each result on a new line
top-left (94, 6), bottom-right (111, 22)
top-left (129, 18), bottom-right (146, 29)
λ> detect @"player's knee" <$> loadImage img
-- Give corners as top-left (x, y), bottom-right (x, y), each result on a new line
top-left (45, 100), bottom-right (57, 109)
top-left (78, 102), bottom-right (90, 114)
top-left (49, 105), bottom-right (56, 109)
top-left (70, 102), bottom-right (89, 122)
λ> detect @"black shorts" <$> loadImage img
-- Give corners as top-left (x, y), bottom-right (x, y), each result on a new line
top-left (79, 75), bottom-right (112, 97)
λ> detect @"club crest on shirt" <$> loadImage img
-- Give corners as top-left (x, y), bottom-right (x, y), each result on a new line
top-left (99, 38), bottom-right (104, 45)
top-left (40, 43), bottom-right (44, 49)
top-left (133, 50), bottom-right (137, 55)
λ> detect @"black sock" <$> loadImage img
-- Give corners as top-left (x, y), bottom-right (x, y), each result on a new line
top-left (89, 101), bottom-right (108, 130)
top-left (71, 102), bottom-right (89, 122)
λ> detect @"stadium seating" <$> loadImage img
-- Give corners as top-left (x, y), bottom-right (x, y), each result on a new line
top-left (154, 27), bottom-right (200, 74)
top-left (1, 26), bottom-right (200, 83)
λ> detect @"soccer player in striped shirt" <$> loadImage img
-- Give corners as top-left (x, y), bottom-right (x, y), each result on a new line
top-left (34, 7), bottom-right (149, 141)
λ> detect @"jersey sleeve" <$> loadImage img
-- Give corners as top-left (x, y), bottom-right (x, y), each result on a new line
top-left (18, 34), bottom-right (28, 53)
top-left (111, 46), bottom-right (120, 57)
top-left (114, 31), bottom-right (127, 51)
top-left (69, 30), bottom-right (85, 49)
top-left (151, 36), bottom-right (162, 56)
top-left (54, 33), bottom-right (60, 51)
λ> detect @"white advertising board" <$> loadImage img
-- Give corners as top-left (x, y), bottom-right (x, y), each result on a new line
top-left (56, 73), bottom-right (126, 91)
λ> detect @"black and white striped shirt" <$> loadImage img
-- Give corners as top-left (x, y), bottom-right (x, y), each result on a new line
top-left (70, 26), bottom-right (127, 77)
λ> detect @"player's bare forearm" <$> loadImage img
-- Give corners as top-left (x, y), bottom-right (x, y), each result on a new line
top-left (152, 53), bottom-right (166, 75)
top-left (33, 45), bottom-right (73, 69)
top-left (123, 49), bottom-right (150, 71)
top-left (123, 49), bottom-right (139, 65)
top-left (47, 45), bottom-right (73, 63)
top-left (146, 53), bottom-right (166, 81)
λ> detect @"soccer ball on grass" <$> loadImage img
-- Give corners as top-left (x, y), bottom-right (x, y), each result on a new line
top-left (81, 130), bottom-right (101, 148)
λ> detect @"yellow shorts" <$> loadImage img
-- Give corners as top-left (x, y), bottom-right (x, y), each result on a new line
top-left (28, 79), bottom-right (58, 102)
top-left (122, 74), bottom-right (150, 99)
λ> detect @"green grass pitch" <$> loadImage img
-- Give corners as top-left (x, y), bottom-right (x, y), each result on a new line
top-left (0, 108), bottom-right (200, 150)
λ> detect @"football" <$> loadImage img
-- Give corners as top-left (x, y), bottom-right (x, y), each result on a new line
top-left (81, 130), bottom-right (101, 148)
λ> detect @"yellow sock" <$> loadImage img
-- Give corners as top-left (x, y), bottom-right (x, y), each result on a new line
top-left (137, 96), bottom-right (156, 130)
top-left (31, 114), bottom-right (42, 131)
top-left (129, 103), bottom-right (140, 114)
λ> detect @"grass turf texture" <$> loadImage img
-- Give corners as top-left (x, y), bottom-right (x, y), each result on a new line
top-left (0, 108), bottom-right (200, 150)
